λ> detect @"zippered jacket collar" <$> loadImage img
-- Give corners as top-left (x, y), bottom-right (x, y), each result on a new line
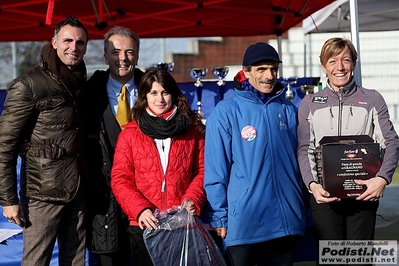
top-left (325, 76), bottom-right (356, 97)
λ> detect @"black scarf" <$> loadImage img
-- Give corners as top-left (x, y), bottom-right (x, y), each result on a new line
top-left (241, 78), bottom-right (277, 103)
top-left (138, 110), bottom-right (191, 139)
top-left (40, 43), bottom-right (87, 96)
top-left (233, 70), bottom-right (282, 103)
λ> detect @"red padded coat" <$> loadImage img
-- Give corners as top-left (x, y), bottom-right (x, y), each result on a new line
top-left (111, 120), bottom-right (206, 226)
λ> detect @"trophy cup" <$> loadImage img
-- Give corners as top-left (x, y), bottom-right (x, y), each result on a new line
top-left (301, 85), bottom-right (315, 95)
top-left (212, 67), bottom-right (229, 101)
top-left (280, 76), bottom-right (297, 102)
top-left (189, 68), bottom-right (208, 123)
top-left (189, 68), bottom-right (207, 87)
top-left (196, 101), bottom-right (206, 124)
top-left (154, 62), bottom-right (174, 73)
top-left (212, 67), bottom-right (229, 86)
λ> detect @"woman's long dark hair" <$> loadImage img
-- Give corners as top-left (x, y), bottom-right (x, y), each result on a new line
top-left (131, 67), bottom-right (198, 124)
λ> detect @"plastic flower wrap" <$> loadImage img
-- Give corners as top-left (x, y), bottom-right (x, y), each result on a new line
top-left (143, 205), bottom-right (226, 266)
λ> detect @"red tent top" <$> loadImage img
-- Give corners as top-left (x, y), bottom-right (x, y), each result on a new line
top-left (0, 0), bottom-right (334, 42)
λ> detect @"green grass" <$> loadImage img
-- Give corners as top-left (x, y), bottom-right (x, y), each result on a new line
top-left (392, 167), bottom-right (399, 185)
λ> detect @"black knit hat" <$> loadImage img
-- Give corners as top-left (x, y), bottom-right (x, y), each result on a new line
top-left (242, 42), bottom-right (282, 66)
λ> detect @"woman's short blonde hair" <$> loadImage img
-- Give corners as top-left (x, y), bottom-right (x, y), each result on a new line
top-left (319, 37), bottom-right (358, 65)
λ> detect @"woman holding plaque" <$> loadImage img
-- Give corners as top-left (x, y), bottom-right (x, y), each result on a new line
top-left (297, 37), bottom-right (399, 243)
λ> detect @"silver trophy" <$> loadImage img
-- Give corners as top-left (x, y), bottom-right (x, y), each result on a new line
top-left (212, 67), bottom-right (229, 86)
top-left (189, 68), bottom-right (208, 87)
top-left (301, 85), bottom-right (315, 95)
top-left (196, 101), bottom-right (206, 124)
top-left (154, 62), bottom-right (174, 73)
top-left (280, 76), bottom-right (297, 102)
top-left (189, 68), bottom-right (208, 122)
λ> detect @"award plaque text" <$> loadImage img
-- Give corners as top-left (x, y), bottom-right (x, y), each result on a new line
top-left (320, 136), bottom-right (381, 198)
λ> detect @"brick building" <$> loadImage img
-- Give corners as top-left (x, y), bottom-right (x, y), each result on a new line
top-left (168, 35), bottom-right (282, 83)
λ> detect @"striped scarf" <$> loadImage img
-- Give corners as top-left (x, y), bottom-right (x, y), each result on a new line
top-left (242, 78), bottom-right (276, 103)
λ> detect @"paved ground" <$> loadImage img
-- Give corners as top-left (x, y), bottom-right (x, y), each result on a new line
top-left (375, 185), bottom-right (399, 240)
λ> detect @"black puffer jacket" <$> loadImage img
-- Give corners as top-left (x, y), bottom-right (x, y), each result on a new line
top-left (0, 45), bottom-right (86, 206)
top-left (78, 68), bottom-right (144, 253)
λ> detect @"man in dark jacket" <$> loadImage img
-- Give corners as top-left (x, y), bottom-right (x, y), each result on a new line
top-left (0, 17), bottom-right (88, 265)
top-left (78, 26), bottom-right (144, 266)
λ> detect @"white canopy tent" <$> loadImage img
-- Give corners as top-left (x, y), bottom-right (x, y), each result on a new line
top-left (303, 0), bottom-right (399, 33)
top-left (302, 0), bottom-right (399, 86)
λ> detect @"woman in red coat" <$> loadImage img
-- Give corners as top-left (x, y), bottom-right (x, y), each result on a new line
top-left (111, 67), bottom-right (206, 266)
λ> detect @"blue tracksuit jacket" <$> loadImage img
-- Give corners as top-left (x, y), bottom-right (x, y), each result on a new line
top-left (204, 86), bottom-right (306, 247)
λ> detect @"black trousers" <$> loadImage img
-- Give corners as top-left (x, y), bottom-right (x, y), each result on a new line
top-left (97, 252), bottom-right (129, 266)
top-left (224, 235), bottom-right (301, 266)
top-left (309, 195), bottom-right (379, 240)
top-left (127, 226), bottom-right (154, 266)
top-left (96, 237), bottom-right (131, 266)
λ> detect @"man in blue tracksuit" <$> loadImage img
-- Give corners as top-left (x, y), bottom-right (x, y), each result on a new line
top-left (204, 42), bottom-right (306, 266)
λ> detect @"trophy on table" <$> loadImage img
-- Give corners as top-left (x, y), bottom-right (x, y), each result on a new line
top-left (301, 85), bottom-right (315, 95)
top-left (154, 62), bottom-right (174, 73)
top-left (196, 101), bottom-right (205, 124)
top-left (212, 67), bottom-right (229, 86)
top-left (212, 67), bottom-right (229, 101)
top-left (280, 76), bottom-right (297, 102)
top-left (189, 68), bottom-right (208, 88)
top-left (189, 68), bottom-right (208, 123)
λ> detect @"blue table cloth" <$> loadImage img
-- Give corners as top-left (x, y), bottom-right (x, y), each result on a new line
top-left (178, 77), bottom-right (316, 119)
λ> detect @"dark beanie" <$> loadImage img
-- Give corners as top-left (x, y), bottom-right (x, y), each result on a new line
top-left (242, 42), bottom-right (282, 66)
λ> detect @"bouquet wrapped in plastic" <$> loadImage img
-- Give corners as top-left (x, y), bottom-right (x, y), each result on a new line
top-left (143, 206), bottom-right (226, 266)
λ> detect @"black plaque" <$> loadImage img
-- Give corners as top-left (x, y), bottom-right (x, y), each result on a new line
top-left (320, 135), bottom-right (381, 198)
